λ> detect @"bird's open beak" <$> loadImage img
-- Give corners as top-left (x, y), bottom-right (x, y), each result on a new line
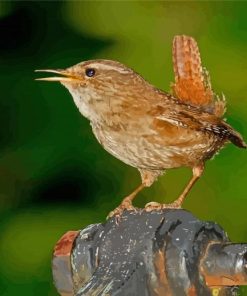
top-left (35, 69), bottom-right (81, 82)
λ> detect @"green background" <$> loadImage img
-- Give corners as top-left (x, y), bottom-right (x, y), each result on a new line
top-left (0, 1), bottom-right (246, 295)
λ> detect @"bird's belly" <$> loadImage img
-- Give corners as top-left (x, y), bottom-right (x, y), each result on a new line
top-left (91, 125), bottom-right (218, 169)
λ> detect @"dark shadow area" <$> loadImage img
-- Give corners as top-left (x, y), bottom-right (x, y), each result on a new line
top-left (30, 166), bottom-right (99, 206)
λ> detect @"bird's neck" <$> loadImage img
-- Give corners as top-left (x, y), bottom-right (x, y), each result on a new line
top-left (63, 84), bottom-right (102, 123)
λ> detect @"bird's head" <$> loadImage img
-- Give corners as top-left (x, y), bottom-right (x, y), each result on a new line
top-left (36, 59), bottom-right (146, 122)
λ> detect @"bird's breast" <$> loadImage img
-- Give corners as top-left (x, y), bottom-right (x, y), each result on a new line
top-left (90, 120), bottom-right (222, 170)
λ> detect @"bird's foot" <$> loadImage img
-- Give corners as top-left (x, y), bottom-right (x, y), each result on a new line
top-left (145, 200), bottom-right (181, 212)
top-left (107, 200), bottom-right (137, 222)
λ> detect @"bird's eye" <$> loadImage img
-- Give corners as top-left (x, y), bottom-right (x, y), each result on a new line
top-left (85, 68), bottom-right (95, 77)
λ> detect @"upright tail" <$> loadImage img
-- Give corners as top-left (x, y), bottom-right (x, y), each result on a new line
top-left (171, 35), bottom-right (226, 118)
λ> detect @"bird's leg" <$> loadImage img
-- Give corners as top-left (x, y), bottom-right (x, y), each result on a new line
top-left (167, 164), bottom-right (204, 208)
top-left (145, 164), bottom-right (204, 211)
top-left (108, 169), bottom-right (163, 219)
top-left (107, 183), bottom-right (145, 219)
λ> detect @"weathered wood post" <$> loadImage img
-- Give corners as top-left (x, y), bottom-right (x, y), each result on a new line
top-left (52, 209), bottom-right (247, 296)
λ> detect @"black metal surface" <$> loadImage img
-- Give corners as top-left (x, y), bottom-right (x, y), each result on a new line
top-left (201, 243), bottom-right (247, 286)
top-left (65, 209), bottom-right (241, 296)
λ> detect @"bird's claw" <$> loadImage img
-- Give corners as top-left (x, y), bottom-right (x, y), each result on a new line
top-left (107, 200), bottom-right (137, 223)
top-left (145, 201), bottom-right (163, 212)
top-left (145, 201), bottom-right (182, 212)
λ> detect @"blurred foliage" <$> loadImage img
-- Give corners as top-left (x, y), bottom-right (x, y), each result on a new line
top-left (0, 1), bottom-right (247, 295)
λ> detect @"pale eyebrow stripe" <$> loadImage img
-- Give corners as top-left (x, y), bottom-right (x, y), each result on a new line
top-left (88, 63), bottom-right (130, 74)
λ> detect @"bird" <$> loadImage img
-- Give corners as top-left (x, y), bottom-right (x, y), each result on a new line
top-left (36, 35), bottom-right (246, 218)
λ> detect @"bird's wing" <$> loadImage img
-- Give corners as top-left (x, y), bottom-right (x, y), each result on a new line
top-left (152, 100), bottom-right (245, 148)
top-left (171, 35), bottom-right (226, 117)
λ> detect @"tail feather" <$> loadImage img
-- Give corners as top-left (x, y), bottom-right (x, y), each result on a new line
top-left (172, 35), bottom-right (226, 118)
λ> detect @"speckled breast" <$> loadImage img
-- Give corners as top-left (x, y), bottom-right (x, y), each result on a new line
top-left (91, 123), bottom-right (223, 170)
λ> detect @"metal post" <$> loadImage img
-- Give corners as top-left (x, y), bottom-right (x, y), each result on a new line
top-left (52, 209), bottom-right (247, 296)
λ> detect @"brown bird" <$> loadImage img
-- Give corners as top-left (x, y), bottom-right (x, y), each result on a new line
top-left (36, 35), bottom-right (246, 218)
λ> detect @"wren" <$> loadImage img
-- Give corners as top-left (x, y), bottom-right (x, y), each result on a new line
top-left (36, 35), bottom-right (246, 218)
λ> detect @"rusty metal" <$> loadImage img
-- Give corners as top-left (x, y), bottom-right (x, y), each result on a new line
top-left (52, 230), bottom-right (79, 296)
top-left (201, 242), bottom-right (247, 287)
top-left (52, 209), bottom-right (247, 295)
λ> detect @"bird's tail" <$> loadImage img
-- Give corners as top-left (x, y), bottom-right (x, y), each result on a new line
top-left (171, 35), bottom-right (226, 118)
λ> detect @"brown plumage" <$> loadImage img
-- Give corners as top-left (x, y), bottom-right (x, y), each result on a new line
top-left (171, 35), bottom-right (226, 118)
top-left (36, 35), bottom-right (246, 217)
